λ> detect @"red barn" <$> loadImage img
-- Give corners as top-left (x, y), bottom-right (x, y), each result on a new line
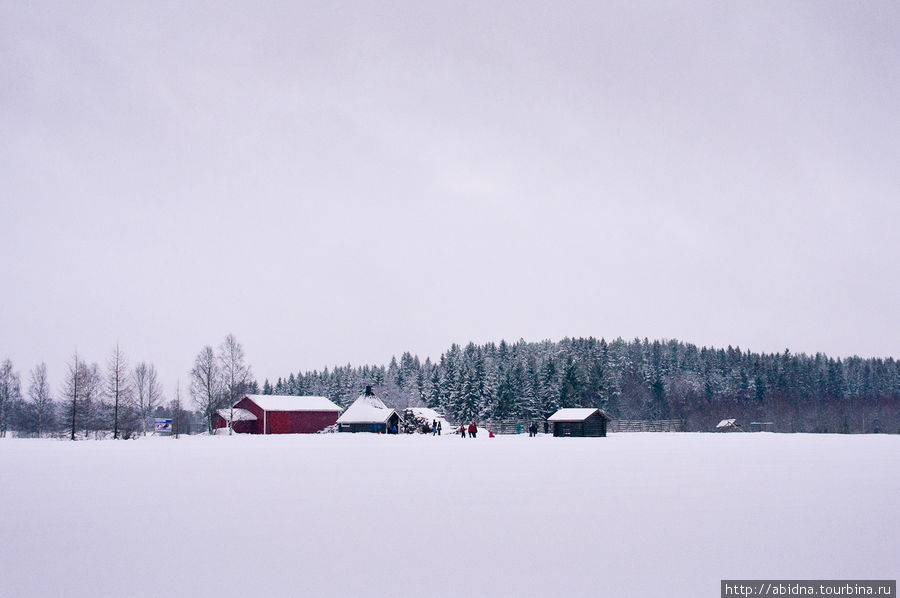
top-left (214, 394), bottom-right (343, 434)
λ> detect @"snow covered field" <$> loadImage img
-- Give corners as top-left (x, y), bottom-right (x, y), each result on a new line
top-left (1, 433), bottom-right (897, 597)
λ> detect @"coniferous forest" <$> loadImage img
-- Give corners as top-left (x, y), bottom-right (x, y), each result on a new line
top-left (266, 338), bottom-right (900, 434)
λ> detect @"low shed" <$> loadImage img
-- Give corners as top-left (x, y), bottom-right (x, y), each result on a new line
top-left (214, 394), bottom-right (342, 434)
top-left (215, 408), bottom-right (258, 434)
top-left (547, 408), bottom-right (610, 437)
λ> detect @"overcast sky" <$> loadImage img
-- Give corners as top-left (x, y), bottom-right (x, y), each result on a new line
top-left (2, 1), bottom-right (898, 395)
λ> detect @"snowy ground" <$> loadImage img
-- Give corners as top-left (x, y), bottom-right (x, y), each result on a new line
top-left (1, 432), bottom-right (897, 597)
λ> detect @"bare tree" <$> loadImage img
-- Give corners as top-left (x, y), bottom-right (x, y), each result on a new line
top-left (190, 345), bottom-right (222, 434)
top-left (0, 359), bottom-right (22, 437)
top-left (105, 344), bottom-right (133, 439)
top-left (62, 352), bottom-right (100, 440)
top-left (83, 363), bottom-right (102, 437)
top-left (64, 352), bottom-right (79, 440)
top-left (218, 334), bottom-right (253, 435)
top-left (27, 363), bottom-right (55, 437)
top-left (133, 362), bottom-right (163, 436)
top-left (171, 380), bottom-right (186, 439)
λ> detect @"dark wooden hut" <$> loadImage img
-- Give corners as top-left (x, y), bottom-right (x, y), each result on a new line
top-left (336, 386), bottom-right (402, 434)
top-left (547, 408), bottom-right (610, 437)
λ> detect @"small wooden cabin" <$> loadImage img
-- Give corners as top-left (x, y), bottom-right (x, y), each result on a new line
top-left (547, 408), bottom-right (610, 437)
top-left (336, 386), bottom-right (402, 434)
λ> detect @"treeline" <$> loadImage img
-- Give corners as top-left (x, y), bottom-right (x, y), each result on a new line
top-left (3, 336), bottom-right (897, 438)
top-left (0, 348), bottom-right (194, 439)
top-left (0, 334), bottom-right (260, 439)
top-left (0, 334), bottom-right (259, 439)
top-left (266, 338), bottom-right (900, 433)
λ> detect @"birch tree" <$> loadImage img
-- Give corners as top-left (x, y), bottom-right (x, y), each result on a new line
top-left (190, 346), bottom-right (221, 434)
top-left (218, 334), bottom-right (253, 435)
top-left (0, 359), bottom-right (21, 437)
top-left (133, 362), bottom-right (162, 436)
top-left (27, 363), bottom-right (54, 437)
top-left (84, 363), bottom-right (103, 437)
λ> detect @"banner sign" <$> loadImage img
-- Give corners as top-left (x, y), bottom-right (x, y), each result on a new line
top-left (155, 419), bottom-right (173, 433)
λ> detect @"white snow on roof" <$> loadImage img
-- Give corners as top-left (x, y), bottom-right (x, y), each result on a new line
top-left (405, 407), bottom-right (452, 428)
top-left (336, 393), bottom-right (397, 424)
top-left (717, 419), bottom-right (737, 428)
top-left (406, 407), bottom-right (446, 422)
top-left (217, 408), bottom-right (257, 422)
top-left (243, 395), bottom-right (342, 412)
top-left (547, 408), bottom-right (601, 422)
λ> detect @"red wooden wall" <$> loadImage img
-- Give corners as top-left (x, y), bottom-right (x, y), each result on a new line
top-left (218, 397), bottom-right (339, 434)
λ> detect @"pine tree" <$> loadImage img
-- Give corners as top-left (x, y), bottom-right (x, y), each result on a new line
top-left (457, 363), bottom-right (480, 423)
top-left (480, 361), bottom-right (499, 421)
top-left (427, 367), bottom-right (442, 409)
top-left (519, 356), bottom-right (540, 420)
top-left (538, 358), bottom-right (561, 418)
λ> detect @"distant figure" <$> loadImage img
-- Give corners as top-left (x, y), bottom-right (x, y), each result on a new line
top-left (468, 423), bottom-right (477, 439)
top-left (460, 424), bottom-right (466, 438)
top-left (432, 419), bottom-right (437, 436)
top-left (489, 429), bottom-right (495, 438)
top-left (437, 421), bottom-right (442, 435)
top-left (529, 422), bottom-right (538, 437)
top-left (543, 421), bottom-right (549, 434)
top-left (516, 423), bottom-right (522, 435)
top-left (391, 424), bottom-right (398, 435)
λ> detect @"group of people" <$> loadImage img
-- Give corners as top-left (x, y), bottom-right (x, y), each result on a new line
top-left (423, 419), bottom-right (545, 437)
top-left (422, 420), bottom-right (546, 438)
top-left (458, 423), bottom-right (497, 438)
top-left (458, 422), bottom-right (481, 438)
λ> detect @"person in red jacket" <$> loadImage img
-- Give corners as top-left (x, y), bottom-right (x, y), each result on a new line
top-left (468, 422), bottom-right (477, 438)
top-left (488, 429), bottom-right (495, 438)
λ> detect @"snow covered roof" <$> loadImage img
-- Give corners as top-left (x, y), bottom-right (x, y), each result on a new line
top-left (404, 407), bottom-right (452, 428)
top-left (716, 418), bottom-right (737, 428)
top-left (242, 395), bottom-right (342, 413)
top-left (547, 408), bottom-right (609, 422)
top-left (336, 393), bottom-right (398, 424)
top-left (406, 407), bottom-right (448, 422)
top-left (217, 408), bottom-right (258, 422)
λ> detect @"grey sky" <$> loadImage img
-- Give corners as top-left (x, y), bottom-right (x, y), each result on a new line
top-left (2, 1), bottom-right (898, 395)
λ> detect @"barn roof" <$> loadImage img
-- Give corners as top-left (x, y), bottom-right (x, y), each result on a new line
top-left (217, 408), bottom-right (258, 422)
top-left (547, 408), bottom-right (610, 422)
top-left (336, 392), bottom-right (399, 424)
top-left (243, 395), bottom-right (342, 413)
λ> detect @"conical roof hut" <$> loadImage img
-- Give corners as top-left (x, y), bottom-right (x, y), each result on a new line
top-left (336, 386), bottom-right (402, 433)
